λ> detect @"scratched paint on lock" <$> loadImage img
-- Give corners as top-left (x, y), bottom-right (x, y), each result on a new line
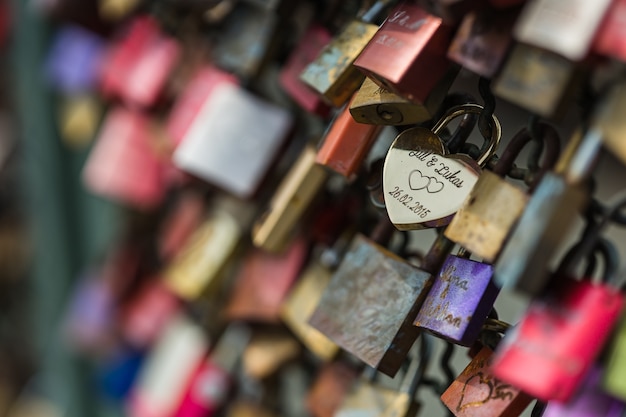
top-left (309, 235), bottom-right (429, 372)
top-left (414, 256), bottom-right (498, 346)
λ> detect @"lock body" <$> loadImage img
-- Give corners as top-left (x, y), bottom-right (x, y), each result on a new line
top-left (544, 367), bottom-right (626, 417)
top-left (593, 81), bottom-right (626, 166)
top-left (82, 107), bottom-right (165, 208)
top-left (441, 346), bottom-right (533, 417)
top-left (414, 255), bottom-right (499, 346)
top-left (491, 278), bottom-right (624, 402)
top-left (279, 24), bottom-right (332, 115)
top-left (173, 83), bottom-right (291, 199)
top-left (513, 0), bottom-right (612, 61)
top-left (306, 362), bottom-right (358, 417)
top-left (280, 261), bottom-right (339, 361)
top-left (493, 43), bottom-right (576, 118)
top-left (447, 9), bottom-right (516, 78)
top-left (354, 2), bottom-right (454, 103)
top-left (242, 333), bottom-right (301, 380)
top-left (593, 0), bottom-right (626, 62)
top-left (445, 170), bottom-right (528, 262)
top-left (225, 238), bottom-right (308, 323)
top-left (58, 93), bottom-right (102, 148)
top-left (316, 102), bottom-right (382, 179)
top-left (603, 315), bottom-right (626, 400)
top-left (300, 20), bottom-right (379, 107)
top-left (252, 145), bottom-right (328, 253)
top-left (309, 234), bottom-right (431, 376)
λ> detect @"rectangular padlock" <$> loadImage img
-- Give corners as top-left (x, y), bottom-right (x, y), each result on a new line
top-left (593, 0), bottom-right (626, 62)
top-left (280, 259), bottom-right (340, 361)
top-left (513, 0), bottom-right (612, 61)
top-left (491, 278), bottom-right (624, 402)
top-left (172, 324), bottom-right (251, 417)
top-left (414, 254), bottom-right (499, 346)
top-left (166, 66), bottom-right (238, 146)
top-left (82, 107), bottom-right (166, 208)
top-left (224, 237), bottom-right (308, 323)
top-left (173, 83), bottom-right (292, 199)
top-left (493, 42), bottom-right (577, 119)
top-left (98, 347), bottom-right (144, 401)
top-left (349, 77), bottom-right (445, 125)
top-left (316, 100), bottom-right (383, 180)
top-left (306, 361), bottom-right (358, 417)
top-left (441, 346), bottom-right (533, 417)
top-left (252, 145), bottom-right (328, 253)
top-left (299, 1), bottom-right (388, 107)
top-left (45, 25), bottom-right (105, 93)
top-left (58, 93), bottom-right (102, 149)
top-left (309, 234), bottom-right (432, 376)
top-left (603, 314), bottom-right (626, 400)
top-left (353, 1), bottom-right (455, 104)
top-left (279, 24), bottom-right (332, 115)
top-left (592, 80), bottom-right (626, 167)
top-left (544, 367), bottom-right (626, 417)
top-left (242, 332), bottom-right (301, 380)
top-left (447, 8), bottom-right (518, 78)
top-left (163, 205), bottom-right (242, 301)
top-left (158, 190), bottom-right (207, 262)
top-left (127, 315), bottom-right (209, 417)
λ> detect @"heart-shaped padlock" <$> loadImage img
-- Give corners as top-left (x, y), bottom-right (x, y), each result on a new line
top-left (383, 104), bottom-right (501, 230)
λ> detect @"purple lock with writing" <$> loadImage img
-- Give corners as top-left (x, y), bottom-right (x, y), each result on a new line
top-left (45, 25), bottom-right (105, 93)
top-left (543, 367), bottom-right (626, 417)
top-left (414, 255), bottom-right (499, 346)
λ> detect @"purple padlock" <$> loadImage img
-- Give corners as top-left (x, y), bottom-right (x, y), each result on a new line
top-left (413, 254), bottom-right (499, 346)
top-left (543, 367), bottom-right (626, 417)
top-left (45, 25), bottom-right (105, 93)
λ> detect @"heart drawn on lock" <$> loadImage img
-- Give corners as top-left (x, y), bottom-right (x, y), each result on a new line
top-left (456, 371), bottom-right (516, 412)
top-left (383, 127), bottom-right (481, 230)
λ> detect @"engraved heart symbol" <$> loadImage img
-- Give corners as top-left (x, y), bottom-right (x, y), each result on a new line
top-left (426, 177), bottom-right (444, 194)
top-left (456, 372), bottom-right (494, 412)
top-left (382, 127), bottom-right (481, 230)
top-left (408, 170), bottom-right (429, 190)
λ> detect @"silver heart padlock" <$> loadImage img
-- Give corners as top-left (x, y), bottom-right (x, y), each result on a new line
top-left (383, 103), bottom-right (501, 230)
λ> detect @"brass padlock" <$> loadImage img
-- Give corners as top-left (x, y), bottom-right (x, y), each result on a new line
top-left (280, 259), bottom-right (339, 362)
top-left (444, 123), bottom-right (561, 262)
top-left (349, 75), bottom-right (452, 125)
top-left (252, 145), bottom-right (328, 253)
top-left (493, 43), bottom-right (577, 119)
top-left (299, 0), bottom-right (392, 107)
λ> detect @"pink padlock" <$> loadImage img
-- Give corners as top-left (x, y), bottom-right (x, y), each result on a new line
top-left (82, 107), bottom-right (166, 208)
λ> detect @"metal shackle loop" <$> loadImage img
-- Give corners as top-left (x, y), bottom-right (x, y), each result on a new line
top-left (431, 103), bottom-right (502, 167)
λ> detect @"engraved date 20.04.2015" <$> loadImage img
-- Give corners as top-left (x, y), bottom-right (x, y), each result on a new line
top-left (387, 186), bottom-right (431, 218)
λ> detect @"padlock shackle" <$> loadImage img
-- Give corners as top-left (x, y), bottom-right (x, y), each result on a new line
top-left (431, 103), bottom-right (501, 166)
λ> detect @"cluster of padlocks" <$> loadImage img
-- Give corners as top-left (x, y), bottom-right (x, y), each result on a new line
top-left (39, 0), bottom-right (626, 416)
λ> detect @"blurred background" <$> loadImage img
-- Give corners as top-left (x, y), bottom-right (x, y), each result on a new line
top-left (2, 1), bottom-right (626, 417)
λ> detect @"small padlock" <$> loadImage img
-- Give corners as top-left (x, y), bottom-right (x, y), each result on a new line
top-left (493, 120), bottom-right (603, 295)
top-left (441, 346), bottom-right (533, 417)
top-left (172, 324), bottom-right (251, 417)
top-left (354, 1), bottom-right (456, 104)
top-left (252, 145), bottom-right (328, 253)
top-left (172, 83), bottom-right (292, 199)
top-left (163, 203), bottom-right (242, 301)
top-left (299, 0), bottom-right (392, 107)
top-left (98, 347), bottom-right (145, 401)
top-left (491, 228), bottom-right (625, 402)
top-left (544, 366), bottom-right (626, 417)
top-left (242, 331), bottom-right (301, 380)
top-left (127, 314), bottom-right (209, 417)
top-left (414, 250), bottom-right (499, 347)
top-left (57, 93), bottom-right (102, 149)
top-left (212, 2), bottom-right (279, 80)
top-left (98, 0), bottom-right (141, 21)
top-left (593, 0), bottom-right (626, 62)
top-left (224, 237), bottom-right (308, 323)
top-left (447, 7), bottom-right (518, 78)
top-left (82, 107), bottom-right (166, 209)
top-left (165, 66), bottom-right (239, 146)
top-left (590, 80), bottom-right (626, 167)
top-left (493, 43), bottom-right (578, 119)
top-left (279, 24), bottom-right (332, 115)
top-left (45, 25), bottom-right (105, 93)
top-left (305, 360), bottom-right (359, 417)
top-left (349, 76), bottom-right (450, 125)
top-left (383, 103), bottom-right (501, 231)
top-left (309, 221), bottom-right (454, 376)
top-left (316, 99), bottom-right (383, 180)
top-left (158, 189), bottom-right (207, 262)
top-left (280, 258), bottom-right (340, 362)
top-left (603, 312), bottom-right (626, 400)
top-left (513, 0), bottom-right (612, 61)
top-left (445, 123), bottom-right (561, 263)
